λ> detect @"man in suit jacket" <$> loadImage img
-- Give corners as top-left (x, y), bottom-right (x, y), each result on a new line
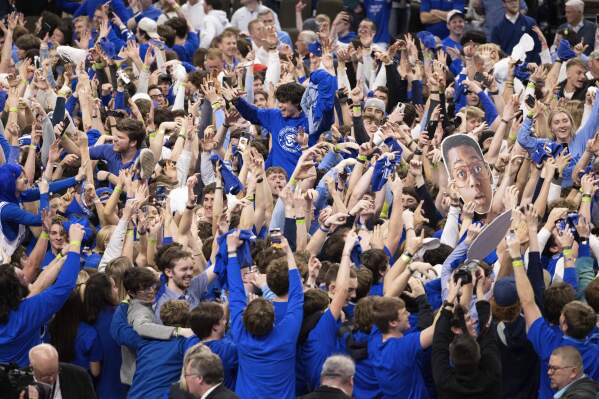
top-left (29, 343), bottom-right (96, 399)
top-left (298, 355), bottom-right (354, 399)
top-left (183, 351), bottom-right (239, 399)
top-left (557, 0), bottom-right (597, 55)
top-left (549, 346), bottom-right (599, 399)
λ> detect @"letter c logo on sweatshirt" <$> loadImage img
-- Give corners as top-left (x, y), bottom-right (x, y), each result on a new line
top-left (278, 127), bottom-right (301, 153)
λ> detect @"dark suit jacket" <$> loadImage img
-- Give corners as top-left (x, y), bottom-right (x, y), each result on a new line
top-left (558, 20), bottom-right (597, 55)
top-left (561, 376), bottom-right (599, 399)
top-left (297, 385), bottom-right (353, 399)
top-left (58, 363), bottom-right (96, 399)
top-left (205, 384), bottom-right (239, 399)
top-left (169, 383), bottom-right (239, 399)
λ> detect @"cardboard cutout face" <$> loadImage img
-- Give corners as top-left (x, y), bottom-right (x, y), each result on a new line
top-left (442, 134), bottom-right (493, 215)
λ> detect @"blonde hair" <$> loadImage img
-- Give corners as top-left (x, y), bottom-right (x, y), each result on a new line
top-left (464, 106), bottom-right (485, 121)
top-left (76, 269), bottom-right (91, 301)
top-left (106, 256), bottom-right (134, 302)
top-left (95, 225), bottom-right (115, 253)
top-left (560, 101), bottom-right (583, 133)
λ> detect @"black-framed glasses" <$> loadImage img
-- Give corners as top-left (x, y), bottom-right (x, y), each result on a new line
top-left (547, 364), bottom-right (576, 374)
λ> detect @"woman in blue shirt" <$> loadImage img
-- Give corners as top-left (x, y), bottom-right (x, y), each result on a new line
top-left (47, 283), bottom-right (102, 377)
top-left (84, 272), bottom-right (128, 399)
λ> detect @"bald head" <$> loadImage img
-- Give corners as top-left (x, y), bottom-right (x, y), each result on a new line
top-left (29, 344), bottom-right (59, 386)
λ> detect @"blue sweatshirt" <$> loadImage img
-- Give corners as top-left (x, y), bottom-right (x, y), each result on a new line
top-left (491, 14), bottom-right (541, 64)
top-left (110, 302), bottom-right (192, 399)
top-left (227, 255), bottom-right (303, 399)
top-left (517, 96), bottom-right (599, 187)
top-left (0, 177), bottom-right (78, 241)
top-left (93, 307), bottom-right (128, 399)
top-left (0, 251), bottom-right (81, 367)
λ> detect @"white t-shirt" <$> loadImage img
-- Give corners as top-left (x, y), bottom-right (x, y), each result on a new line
top-left (180, 0), bottom-right (206, 32)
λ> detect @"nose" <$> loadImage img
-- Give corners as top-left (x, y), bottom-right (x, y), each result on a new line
top-left (467, 170), bottom-right (478, 188)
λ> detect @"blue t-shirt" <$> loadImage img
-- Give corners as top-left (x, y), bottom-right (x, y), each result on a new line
top-left (527, 317), bottom-right (599, 399)
top-left (368, 328), bottom-right (429, 399)
top-left (274, 300), bottom-right (289, 325)
top-left (206, 339), bottom-right (238, 390)
top-left (297, 309), bottom-right (341, 392)
top-left (364, 0), bottom-right (391, 44)
top-left (72, 322), bottom-right (103, 371)
top-left (420, 0), bottom-right (465, 39)
top-left (338, 31), bottom-right (357, 44)
top-left (338, 330), bottom-right (382, 399)
top-left (88, 144), bottom-right (140, 176)
top-left (93, 307), bottom-right (128, 399)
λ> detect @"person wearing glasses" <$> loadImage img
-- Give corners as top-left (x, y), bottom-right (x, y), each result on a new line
top-left (548, 346), bottom-right (599, 398)
top-left (442, 134), bottom-right (493, 215)
top-left (183, 351), bottom-right (239, 399)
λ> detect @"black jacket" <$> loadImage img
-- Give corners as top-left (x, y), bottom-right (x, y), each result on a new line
top-left (57, 363), bottom-right (96, 399)
top-left (297, 385), bottom-right (352, 399)
top-left (169, 383), bottom-right (239, 399)
top-left (431, 301), bottom-right (502, 399)
top-left (561, 376), bottom-right (599, 399)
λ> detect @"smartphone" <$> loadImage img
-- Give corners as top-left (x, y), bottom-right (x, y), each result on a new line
top-left (238, 136), bottom-right (248, 151)
top-left (60, 116), bottom-right (70, 136)
top-left (337, 88), bottom-right (348, 102)
top-left (117, 69), bottom-right (130, 85)
top-left (149, 38), bottom-right (165, 50)
top-left (222, 76), bottom-right (234, 87)
top-left (473, 72), bottom-right (485, 83)
top-left (525, 94), bottom-right (536, 109)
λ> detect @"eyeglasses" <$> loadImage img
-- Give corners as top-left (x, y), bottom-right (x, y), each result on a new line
top-left (547, 364), bottom-right (576, 374)
top-left (452, 161), bottom-right (488, 188)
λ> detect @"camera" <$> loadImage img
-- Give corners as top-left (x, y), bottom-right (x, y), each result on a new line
top-left (453, 260), bottom-right (480, 285)
top-left (0, 363), bottom-right (52, 399)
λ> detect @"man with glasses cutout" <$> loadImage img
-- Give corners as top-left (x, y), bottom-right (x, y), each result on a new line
top-left (184, 351), bottom-right (239, 399)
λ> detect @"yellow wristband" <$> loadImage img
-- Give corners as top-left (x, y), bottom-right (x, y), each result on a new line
top-left (400, 253), bottom-right (412, 263)
top-left (149, 238), bottom-right (157, 244)
top-left (512, 259), bottom-right (524, 268)
top-left (582, 195), bottom-right (592, 203)
top-left (352, 105), bottom-right (361, 113)
top-left (357, 154), bottom-right (368, 162)
top-left (149, 132), bottom-right (156, 139)
top-left (29, 144), bottom-right (36, 149)
top-left (8, 107), bottom-right (18, 113)
top-left (40, 232), bottom-right (49, 239)
top-left (289, 177), bottom-right (296, 185)
top-left (296, 218), bottom-right (306, 225)
top-left (127, 230), bottom-right (134, 238)
top-left (69, 240), bottom-right (81, 246)
top-left (563, 248), bottom-right (573, 257)
top-left (526, 82), bottom-right (536, 89)
top-left (56, 253), bottom-right (63, 260)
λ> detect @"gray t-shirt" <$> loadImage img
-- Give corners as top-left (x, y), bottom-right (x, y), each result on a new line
top-left (153, 271), bottom-right (209, 322)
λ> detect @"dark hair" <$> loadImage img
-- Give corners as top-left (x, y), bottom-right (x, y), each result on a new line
top-left (166, 17), bottom-right (189, 38)
top-left (0, 265), bottom-right (28, 324)
top-left (303, 288), bottom-right (329, 316)
top-left (371, 296), bottom-right (404, 334)
top-left (243, 298), bottom-right (274, 336)
top-left (354, 296), bottom-right (375, 333)
top-left (562, 301), bottom-right (596, 339)
top-left (266, 166), bottom-right (287, 179)
top-left (360, 249), bottom-right (388, 283)
top-left (449, 334), bottom-right (481, 368)
top-left (205, 0), bottom-right (223, 10)
top-left (189, 302), bottom-right (225, 339)
top-left (355, 267), bottom-right (373, 301)
top-left (83, 273), bottom-right (117, 325)
top-left (543, 282), bottom-right (576, 325)
top-left (123, 267), bottom-right (158, 294)
top-left (266, 258), bottom-right (289, 296)
top-left (585, 279), bottom-right (599, 313)
top-left (155, 243), bottom-right (191, 272)
top-left (275, 82), bottom-right (305, 107)
top-left (320, 229), bottom-right (350, 263)
top-left (324, 263), bottom-right (357, 288)
top-left (157, 24), bottom-right (176, 48)
top-left (116, 118), bottom-right (145, 149)
top-left (48, 291), bottom-right (83, 362)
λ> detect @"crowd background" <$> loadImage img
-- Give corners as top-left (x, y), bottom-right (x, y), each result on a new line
top-left (2, 0), bottom-right (599, 399)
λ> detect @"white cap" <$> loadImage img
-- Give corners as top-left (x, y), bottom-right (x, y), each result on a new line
top-left (56, 45), bottom-right (88, 65)
top-left (138, 17), bottom-right (160, 39)
top-left (131, 92), bottom-right (152, 103)
top-left (446, 9), bottom-right (465, 23)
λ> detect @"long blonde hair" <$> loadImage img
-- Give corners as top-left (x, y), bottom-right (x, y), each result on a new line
top-left (105, 256), bottom-right (133, 302)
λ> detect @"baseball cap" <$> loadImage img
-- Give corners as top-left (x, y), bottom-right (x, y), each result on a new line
top-left (447, 9), bottom-right (465, 23)
top-left (138, 17), bottom-right (160, 40)
top-left (364, 97), bottom-right (386, 114)
top-left (493, 276), bottom-right (518, 307)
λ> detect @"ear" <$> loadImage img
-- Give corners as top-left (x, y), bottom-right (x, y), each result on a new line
top-left (164, 268), bottom-right (174, 279)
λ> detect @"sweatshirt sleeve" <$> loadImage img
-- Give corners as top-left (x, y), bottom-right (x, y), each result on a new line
top-left (19, 251), bottom-right (81, 326)
top-left (570, 94), bottom-right (599, 157)
top-left (232, 97), bottom-right (276, 130)
top-left (517, 117), bottom-right (541, 153)
top-left (226, 255), bottom-right (247, 342)
top-left (1, 202), bottom-right (43, 227)
top-left (478, 91), bottom-right (498, 125)
top-left (98, 218), bottom-right (128, 272)
top-left (129, 302), bottom-right (175, 340)
top-left (111, 303), bottom-right (143, 350)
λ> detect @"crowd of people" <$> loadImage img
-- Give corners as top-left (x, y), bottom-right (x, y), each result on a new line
top-left (2, 0), bottom-right (599, 398)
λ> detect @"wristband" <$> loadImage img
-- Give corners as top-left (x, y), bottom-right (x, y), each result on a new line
top-left (400, 252), bottom-right (412, 263)
top-left (247, 195), bottom-right (255, 201)
top-left (526, 111), bottom-right (535, 119)
top-left (228, 251), bottom-right (237, 258)
top-left (215, 186), bottom-right (223, 190)
top-left (563, 248), bottom-right (573, 257)
top-left (357, 154), bottom-right (368, 162)
top-left (149, 238), bottom-right (157, 244)
top-left (211, 101), bottom-right (222, 110)
top-left (289, 177), bottom-right (296, 185)
top-left (352, 105), bottom-right (362, 114)
top-left (582, 195), bottom-right (592, 203)
top-left (296, 218), bottom-right (306, 225)
top-left (512, 259), bottom-right (524, 268)
top-left (526, 82), bottom-right (536, 89)
top-left (29, 144), bottom-right (36, 149)
top-left (8, 107), bottom-right (17, 113)
top-left (333, 145), bottom-right (340, 153)
top-left (256, 177), bottom-right (264, 183)
top-left (488, 90), bottom-right (499, 95)
top-left (149, 132), bottom-right (156, 139)
top-left (40, 232), bottom-right (49, 239)
top-left (56, 253), bottom-right (63, 260)
top-left (115, 186), bottom-right (122, 193)
top-left (319, 224), bottom-right (330, 233)
top-left (69, 240), bottom-right (82, 246)
top-left (127, 230), bottom-right (134, 238)
top-left (186, 204), bottom-right (195, 210)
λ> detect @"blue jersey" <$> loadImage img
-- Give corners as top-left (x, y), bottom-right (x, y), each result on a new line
top-left (364, 0), bottom-right (391, 44)
top-left (420, 0), bottom-right (465, 39)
